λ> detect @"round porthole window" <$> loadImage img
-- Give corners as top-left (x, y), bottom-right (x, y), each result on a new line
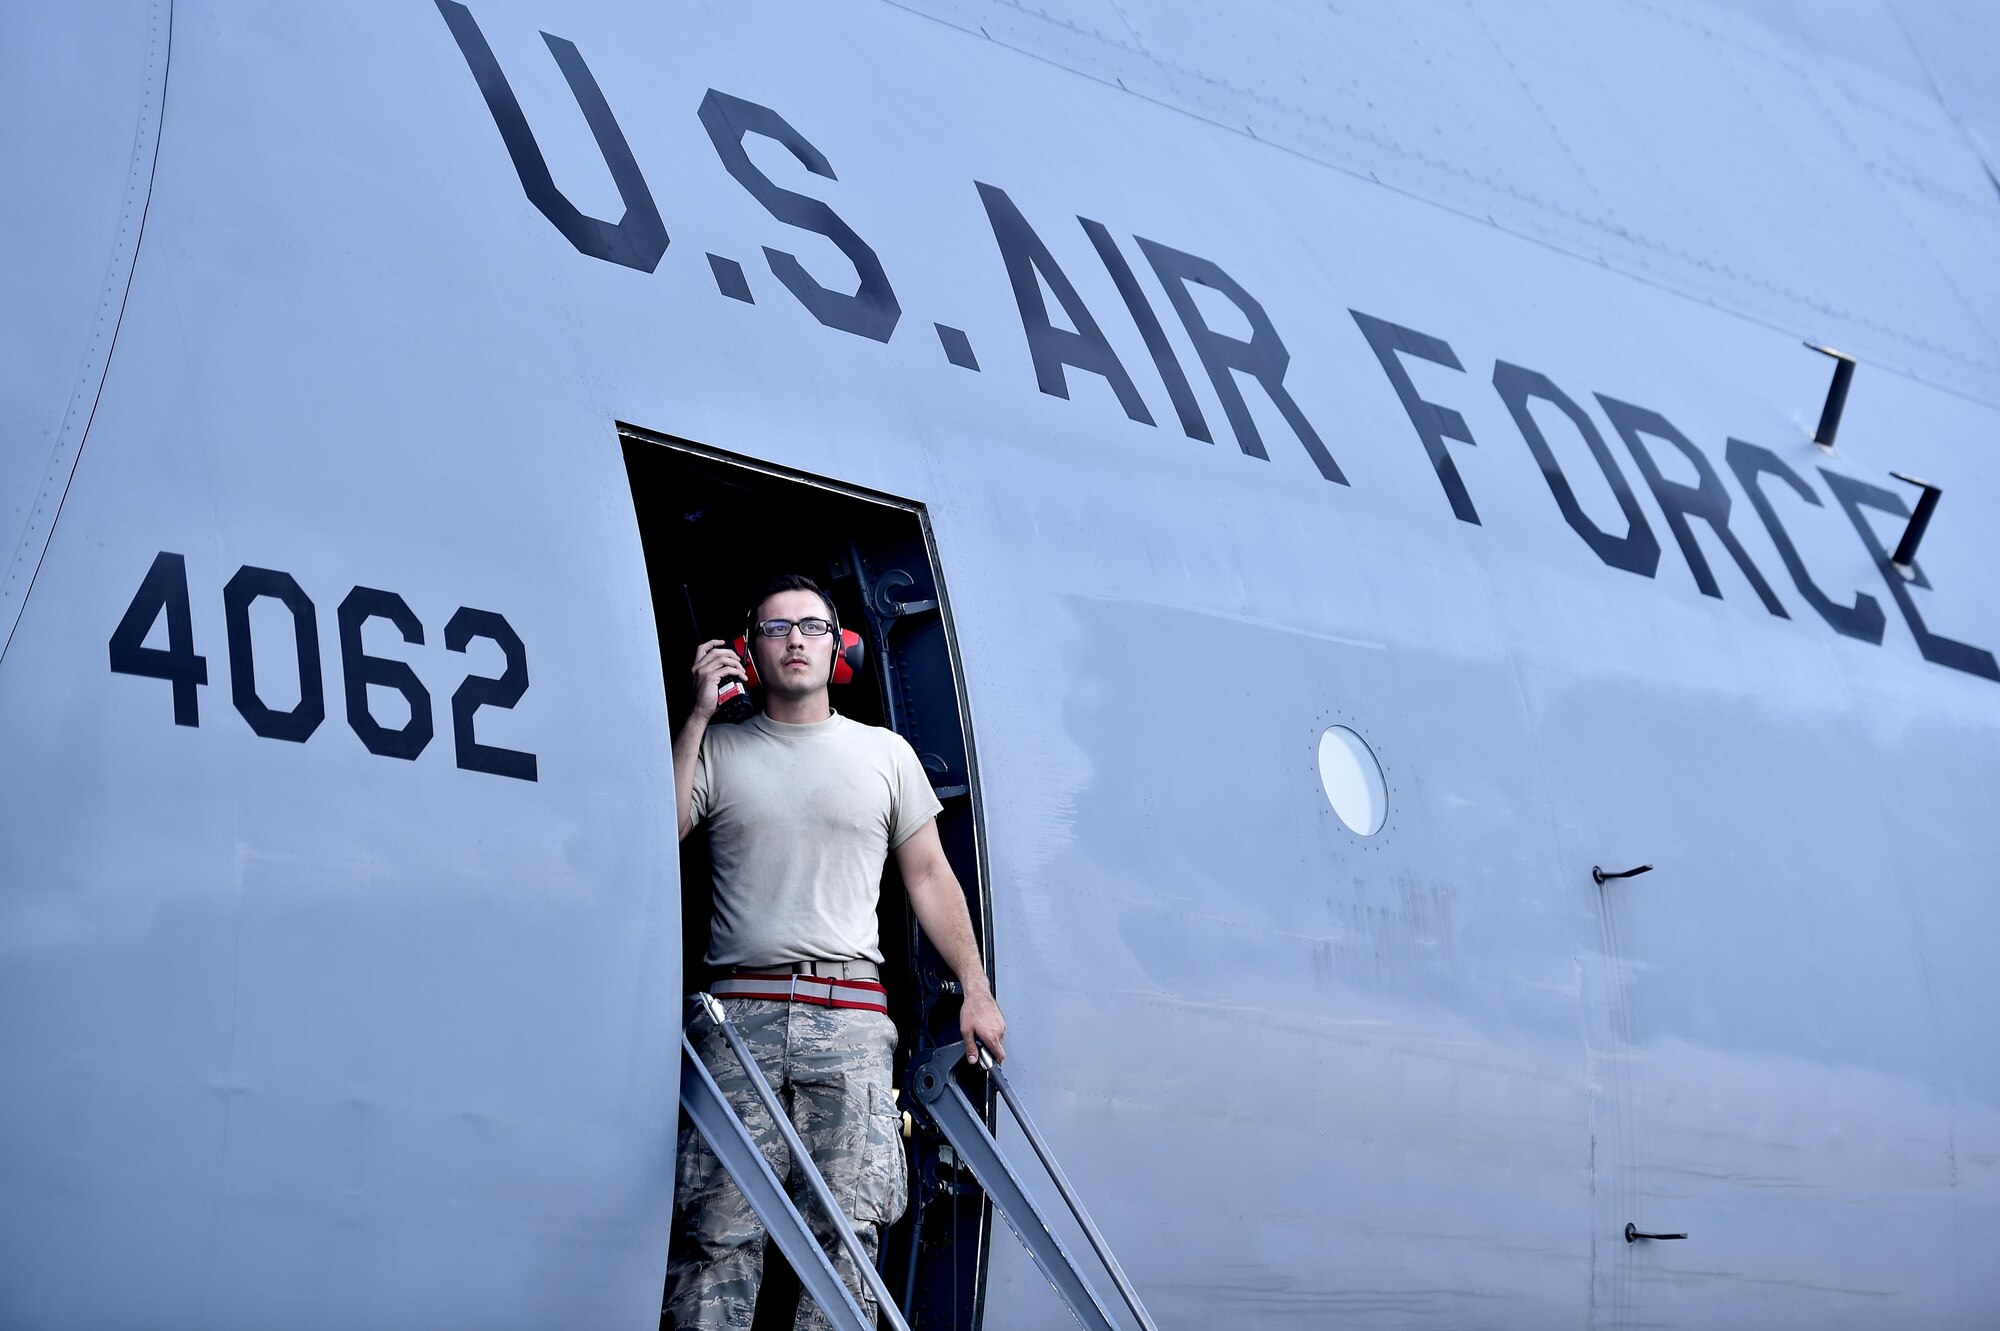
top-left (1317, 725), bottom-right (1387, 835)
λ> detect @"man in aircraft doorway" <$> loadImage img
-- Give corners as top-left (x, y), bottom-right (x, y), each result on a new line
top-left (667, 573), bottom-right (1007, 1331)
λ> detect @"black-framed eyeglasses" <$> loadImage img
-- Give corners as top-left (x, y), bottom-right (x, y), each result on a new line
top-left (753, 617), bottom-right (835, 638)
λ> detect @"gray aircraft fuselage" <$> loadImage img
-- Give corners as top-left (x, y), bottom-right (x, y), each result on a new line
top-left (4, 1), bottom-right (1998, 1328)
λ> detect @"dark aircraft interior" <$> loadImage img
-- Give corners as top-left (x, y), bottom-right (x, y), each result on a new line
top-left (621, 429), bottom-right (994, 1331)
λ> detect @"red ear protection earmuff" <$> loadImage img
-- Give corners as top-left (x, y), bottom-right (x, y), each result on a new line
top-left (831, 628), bottom-right (863, 685)
top-left (732, 626), bottom-right (864, 687)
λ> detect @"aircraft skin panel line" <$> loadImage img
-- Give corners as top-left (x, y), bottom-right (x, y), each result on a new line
top-left (0, 0), bottom-right (172, 667)
top-left (887, 0), bottom-right (2000, 408)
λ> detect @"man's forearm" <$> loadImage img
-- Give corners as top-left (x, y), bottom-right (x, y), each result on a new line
top-left (906, 870), bottom-right (991, 995)
top-left (672, 714), bottom-right (707, 840)
top-left (907, 864), bottom-right (1006, 1062)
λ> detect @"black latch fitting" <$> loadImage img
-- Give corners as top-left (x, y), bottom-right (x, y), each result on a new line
top-left (1806, 343), bottom-right (1855, 449)
top-left (1888, 472), bottom-right (1943, 578)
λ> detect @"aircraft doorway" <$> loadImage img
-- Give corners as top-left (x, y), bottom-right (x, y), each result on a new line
top-left (621, 429), bottom-right (994, 1331)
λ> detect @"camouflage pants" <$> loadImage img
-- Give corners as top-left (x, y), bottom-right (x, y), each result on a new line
top-left (666, 999), bottom-right (908, 1331)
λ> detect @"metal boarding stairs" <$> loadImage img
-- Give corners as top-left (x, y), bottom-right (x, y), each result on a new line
top-left (678, 994), bottom-right (1162, 1331)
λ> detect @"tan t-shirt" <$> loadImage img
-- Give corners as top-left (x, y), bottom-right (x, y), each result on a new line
top-left (688, 711), bottom-right (943, 968)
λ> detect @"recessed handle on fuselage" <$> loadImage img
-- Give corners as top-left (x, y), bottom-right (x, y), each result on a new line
top-left (1625, 1222), bottom-right (1688, 1242)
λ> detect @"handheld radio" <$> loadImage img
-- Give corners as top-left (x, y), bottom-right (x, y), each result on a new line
top-left (682, 584), bottom-right (756, 723)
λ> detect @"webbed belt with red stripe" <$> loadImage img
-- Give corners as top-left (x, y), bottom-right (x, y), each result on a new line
top-left (711, 969), bottom-right (888, 1013)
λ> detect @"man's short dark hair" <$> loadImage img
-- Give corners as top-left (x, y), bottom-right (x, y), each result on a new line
top-left (748, 573), bottom-right (838, 632)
